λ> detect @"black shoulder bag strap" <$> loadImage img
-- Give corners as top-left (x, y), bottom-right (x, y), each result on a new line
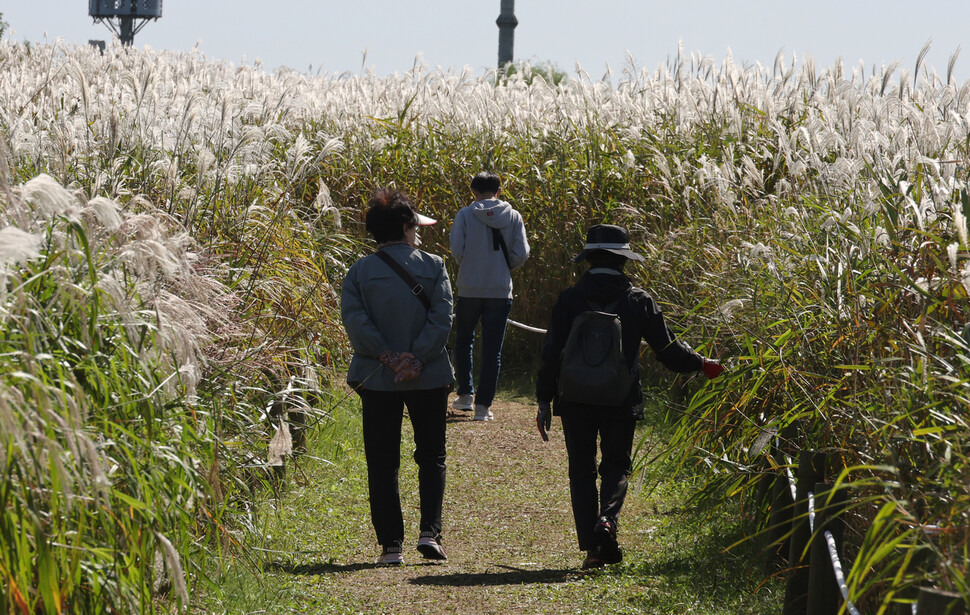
top-left (374, 250), bottom-right (432, 311)
top-left (491, 227), bottom-right (512, 270)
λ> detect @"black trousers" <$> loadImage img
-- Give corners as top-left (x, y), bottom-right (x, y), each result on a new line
top-left (560, 411), bottom-right (637, 551)
top-left (359, 387), bottom-right (448, 547)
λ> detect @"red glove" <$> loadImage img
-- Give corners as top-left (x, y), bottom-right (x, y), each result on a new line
top-left (702, 359), bottom-right (725, 379)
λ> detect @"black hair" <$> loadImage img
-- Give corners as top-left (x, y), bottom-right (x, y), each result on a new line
top-left (470, 171), bottom-right (501, 195)
top-left (586, 250), bottom-right (628, 271)
top-left (365, 189), bottom-right (418, 243)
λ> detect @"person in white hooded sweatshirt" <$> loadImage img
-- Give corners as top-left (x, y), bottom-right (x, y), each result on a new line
top-left (449, 172), bottom-right (530, 421)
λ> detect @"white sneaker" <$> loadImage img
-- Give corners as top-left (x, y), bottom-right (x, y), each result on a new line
top-left (378, 544), bottom-right (403, 566)
top-left (417, 532), bottom-right (448, 560)
top-left (452, 394), bottom-right (474, 411)
top-left (473, 404), bottom-right (493, 421)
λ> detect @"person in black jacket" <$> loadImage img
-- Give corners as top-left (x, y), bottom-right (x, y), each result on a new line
top-left (535, 224), bottom-right (724, 569)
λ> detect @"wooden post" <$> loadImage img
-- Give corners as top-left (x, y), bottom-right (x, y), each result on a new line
top-left (783, 450), bottom-right (827, 615)
top-left (894, 523), bottom-right (946, 613)
top-left (768, 472), bottom-right (794, 562)
top-left (916, 587), bottom-right (966, 615)
top-left (806, 483), bottom-right (847, 615)
top-left (896, 602), bottom-right (915, 615)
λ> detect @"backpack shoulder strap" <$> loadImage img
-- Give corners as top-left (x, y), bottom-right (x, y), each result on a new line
top-left (374, 250), bottom-right (432, 311)
top-left (491, 227), bottom-right (512, 270)
top-left (603, 296), bottom-right (623, 314)
top-left (585, 294), bottom-right (624, 314)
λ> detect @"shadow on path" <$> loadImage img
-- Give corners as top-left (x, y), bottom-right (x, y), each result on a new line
top-left (410, 565), bottom-right (579, 587)
top-left (266, 560), bottom-right (450, 576)
top-left (265, 560), bottom-right (382, 575)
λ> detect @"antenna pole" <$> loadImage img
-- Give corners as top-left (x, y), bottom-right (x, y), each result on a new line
top-left (496, 0), bottom-right (517, 69)
top-left (120, 16), bottom-right (134, 46)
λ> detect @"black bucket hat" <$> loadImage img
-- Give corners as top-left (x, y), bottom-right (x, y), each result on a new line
top-left (572, 224), bottom-right (645, 263)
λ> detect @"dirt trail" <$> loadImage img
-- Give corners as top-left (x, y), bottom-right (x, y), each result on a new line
top-left (268, 399), bottom-right (656, 614)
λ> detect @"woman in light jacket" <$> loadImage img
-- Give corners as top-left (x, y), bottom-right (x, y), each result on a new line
top-left (341, 188), bottom-right (454, 565)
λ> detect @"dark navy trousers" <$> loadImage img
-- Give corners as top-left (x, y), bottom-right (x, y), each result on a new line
top-left (359, 387), bottom-right (448, 547)
top-left (560, 411), bottom-right (637, 550)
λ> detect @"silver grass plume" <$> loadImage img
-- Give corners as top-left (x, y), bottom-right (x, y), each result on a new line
top-left (0, 226), bottom-right (43, 266)
top-left (0, 385), bottom-right (26, 462)
top-left (154, 531), bottom-right (189, 606)
top-left (267, 418), bottom-right (293, 467)
top-left (954, 204), bottom-right (969, 249)
top-left (314, 178), bottom-right (341, 228)
top-left (82, 197), bottom-right (124, 232)
top-left (718, 299), bottom-right (744, 321)
top-left (15, 174), bottom-right (76, 224)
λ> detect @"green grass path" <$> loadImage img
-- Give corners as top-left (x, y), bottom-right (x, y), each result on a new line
top-left (218, 398), bottom-right (781, 614)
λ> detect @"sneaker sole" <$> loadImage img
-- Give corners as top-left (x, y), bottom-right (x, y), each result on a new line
top-left (417, 543), bottom-right (447, 561)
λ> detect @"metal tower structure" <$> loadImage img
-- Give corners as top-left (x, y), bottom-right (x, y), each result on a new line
top-left (89, 0), bottom-right (163, 47)
top-left (496, 0), bottom-right (517, 68)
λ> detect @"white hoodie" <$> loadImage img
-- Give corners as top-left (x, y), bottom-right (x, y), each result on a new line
top-left (449, 198), bottom-right (530, 299)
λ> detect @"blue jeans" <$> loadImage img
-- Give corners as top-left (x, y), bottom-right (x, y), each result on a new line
top-left (453, 296), bottom-right (512, 407)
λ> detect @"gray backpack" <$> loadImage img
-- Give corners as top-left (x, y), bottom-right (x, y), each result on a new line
top-left (557, 296), bottom-right (635, 406)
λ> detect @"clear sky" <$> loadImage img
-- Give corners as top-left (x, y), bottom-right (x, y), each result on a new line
top-left (3, 1), bottom-right (969, 82)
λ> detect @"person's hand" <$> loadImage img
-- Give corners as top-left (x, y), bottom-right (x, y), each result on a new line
top-left (536, 401), bottom-right (552, 441)
top-left (392, 352), bottom-right (422, 382)
top-left (702, 358), bottom-right (725, 379)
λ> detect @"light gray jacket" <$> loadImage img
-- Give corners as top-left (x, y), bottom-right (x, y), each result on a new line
top-left (449, 198), bottom-right (530, 299)
top-left (341, 244), bottom-right (454, 391)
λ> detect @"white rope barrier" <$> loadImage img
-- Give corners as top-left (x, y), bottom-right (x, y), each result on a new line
top-left (785, 456), bottom-right (798, 502)
top-left (825, 529), bottom-right (862, 615)
top-left (804, 481), bottom-right (862, 615)
top-left (506, 318), bottom-right (547, 335)
top-left (506, 318), bottom-right (651, 349)
top-left (806, 489), bottom-right (812, 528)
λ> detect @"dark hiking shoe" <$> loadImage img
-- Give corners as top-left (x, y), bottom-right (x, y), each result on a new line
top-left (594, 516), bottom-right (623, 564)
top-left (581, 548), bottom-right (605, 570)
top-left (417, 532), bottom-right (447, 561)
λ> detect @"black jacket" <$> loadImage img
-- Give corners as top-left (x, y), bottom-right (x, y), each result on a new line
top-left (536, 270), bottom-right (704, 418)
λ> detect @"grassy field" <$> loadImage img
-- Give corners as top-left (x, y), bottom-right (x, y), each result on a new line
top-left (0, 39), bottom-right (968, 612)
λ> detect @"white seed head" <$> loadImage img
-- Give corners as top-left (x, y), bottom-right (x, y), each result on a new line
top-left (82, 196), bottom-right (124, 231)
top-left (954, 206), bottom-right (969, 249)
top-left (718, 299), bottom-right (744, 321)
top-left (0, 226), bottom-right (43, 266)
top-left (17, 174), bottom-right (78, 220)
top-left (154, 531), bottom-right (189, 605)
